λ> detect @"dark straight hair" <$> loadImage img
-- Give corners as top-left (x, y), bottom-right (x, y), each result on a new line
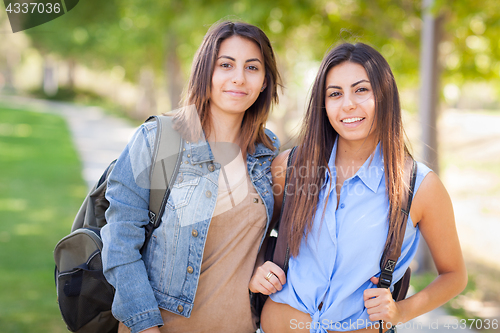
top-left (283, 42), bottom-right (410, 256)
top-left (174, 20), bottom-right (282, 154)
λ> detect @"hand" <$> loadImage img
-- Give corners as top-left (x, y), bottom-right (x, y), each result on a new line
top-left (249, 261), bottom-right (286, 295)
top-left (363, 277), bottom-right (404, 326)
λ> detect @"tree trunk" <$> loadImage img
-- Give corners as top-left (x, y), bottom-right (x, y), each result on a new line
top-left (43, 55), bottom-right (58, 97)
top-left (417, 0), bottom-right (445, 273)
top-left (135, 67), bottom-right (157, 119)
top-left (164, 34), bottom-right (184, 112)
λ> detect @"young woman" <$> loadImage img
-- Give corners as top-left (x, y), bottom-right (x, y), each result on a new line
top-left (102, 21), bottom-right (282, 333)
top-left (249, 43), bottom-right (467, 333)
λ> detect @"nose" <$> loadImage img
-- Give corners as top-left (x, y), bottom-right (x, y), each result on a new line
top-left (341, 93), bottom-right (356, 111)
top-left (232, 68), bottom-right (245, 85)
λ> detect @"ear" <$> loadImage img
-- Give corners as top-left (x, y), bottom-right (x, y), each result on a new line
top-left (260, 77), bottom-right (267, 92)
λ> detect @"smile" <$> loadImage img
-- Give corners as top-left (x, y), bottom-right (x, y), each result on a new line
top-left (341, 117), bottom-right (365, 124)
top-left (224, 90), bottom-right (248, 97)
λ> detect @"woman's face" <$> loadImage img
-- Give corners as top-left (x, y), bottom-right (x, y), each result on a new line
top-left (324, 61), bottom-right (377, 146)
top-left (210, 36), bottom-right (266, 118)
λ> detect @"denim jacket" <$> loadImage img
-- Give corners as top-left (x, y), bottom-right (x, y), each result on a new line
top-left (101, 120), bottom-right (280, 333)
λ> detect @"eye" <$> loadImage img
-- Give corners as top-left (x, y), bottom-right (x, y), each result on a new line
top-left (328, 91), bottom-right (342, 98)
top-left (247, 65), bottom-right (259, 71)
top-left (220, 62), bottom-right (232, 68)
top-left (356, 87), bottom-right (369, 93)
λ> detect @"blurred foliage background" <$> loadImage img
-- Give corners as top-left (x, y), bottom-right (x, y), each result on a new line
top-left (1, 0), bottom-right (500, 332)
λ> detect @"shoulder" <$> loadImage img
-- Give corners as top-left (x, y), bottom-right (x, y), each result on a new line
top-left (271, 149), bottom-right (292, 185)
top-left (410, 161), bottom-right (451, 225)
top-left (264, 128), bottom-right (280, 155)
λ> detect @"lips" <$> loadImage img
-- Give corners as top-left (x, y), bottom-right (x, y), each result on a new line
top-left (341, 117), bottom-right (365, 124)
top-left (224, 90), bottom-right (248, 97)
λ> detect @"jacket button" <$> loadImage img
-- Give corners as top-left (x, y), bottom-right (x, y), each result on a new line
top-left (206, 191), bottom-right (212, 198)
top-left (177, 175), bottom-right (183, 183)
top-left (192, 229), bottom-right (198, 237)
top-left (273, 136), bottom-right (277, 140)
top-left (177, 305), bottom-right (183, 312)
top-left (187, 154), bottom-right (191, 158)
top-left (208, 164), bottom-right (215, 172)
top-left (187, 266), bottom-right (194, 274)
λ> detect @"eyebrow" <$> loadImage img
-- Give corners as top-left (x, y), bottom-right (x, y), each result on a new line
top-left (326, 79), bottom-right (370, 90)
top-left (217, 55), bottom-right (262, 64)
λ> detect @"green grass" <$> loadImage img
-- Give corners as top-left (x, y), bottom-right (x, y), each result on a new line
top-left (0, 106), bottom-right (87, 332)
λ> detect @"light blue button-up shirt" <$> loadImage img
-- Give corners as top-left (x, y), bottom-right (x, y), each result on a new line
top-left (270, 138), bottom-right (431, 332)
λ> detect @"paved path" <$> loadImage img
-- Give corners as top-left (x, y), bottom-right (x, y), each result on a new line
top-left (0, 95), bottom-right (136, 189)
top-left (0, 95), bottom-right (479, 332)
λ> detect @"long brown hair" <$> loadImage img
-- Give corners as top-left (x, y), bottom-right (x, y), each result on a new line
top-left (283, 43), bottom-right (410, 257)
top-left (173, 20), bottom-right (282, 154)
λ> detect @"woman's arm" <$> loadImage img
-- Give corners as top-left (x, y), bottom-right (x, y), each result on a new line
top-left (364, 171), bottom-right (468, 325)
top-left (101, 124), bottom-right (164, 333)
top-left (249, 149), bottom-right (291, 294)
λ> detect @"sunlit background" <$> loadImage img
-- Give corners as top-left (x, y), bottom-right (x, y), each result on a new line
top-left (1, 0), bottom-right (499, 332)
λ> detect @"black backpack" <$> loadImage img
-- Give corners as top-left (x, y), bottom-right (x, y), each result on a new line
top-left (54, 115), bottom-right (183, 333)
top-left (252, 147), bottom-right (417, 325)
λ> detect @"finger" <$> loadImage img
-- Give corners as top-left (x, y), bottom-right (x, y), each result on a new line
top-left (263, 261), bottom-right (287, 285)
top-left (262, 279), bottom-right (278, 294)
top-left (266, 273), bottom-right (284, 291)
top-left (363, 288), bottom-right (381, 301)
top-left (370, 276), bottom-right (379, 285)
top-left (364, 296), bottom-right (382, 309)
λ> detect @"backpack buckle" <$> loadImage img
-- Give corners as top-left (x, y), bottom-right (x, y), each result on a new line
top-left (148, 211), bottom-right (156, 224)
top-left (379, 271), bottom-right (393, 289)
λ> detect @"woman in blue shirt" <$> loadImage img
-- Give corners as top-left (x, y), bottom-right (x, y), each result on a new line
top-left (249, 43), bottom-right (467, 332)
top-left (102, 21), bottom-right (282, 333)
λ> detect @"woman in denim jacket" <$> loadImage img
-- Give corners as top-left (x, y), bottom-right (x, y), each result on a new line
top-left (250, 43), bottom-right (467, 333)
top-left (102, 21), bottom-right (282, 333)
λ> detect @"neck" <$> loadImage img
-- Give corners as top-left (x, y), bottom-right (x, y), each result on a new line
top-left (336, 136), bottom-right (378, 166)
top-left (207, 109), bottom-right (244, 146)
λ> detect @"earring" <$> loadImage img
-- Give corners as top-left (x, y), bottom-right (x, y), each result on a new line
top-left (261, 86), bottom-right (265, 92)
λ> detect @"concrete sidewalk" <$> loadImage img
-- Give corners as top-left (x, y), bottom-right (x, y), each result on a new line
top-left (0, 95), bottom-right (479, 332)
top-left (0, 95), bottom-right (136, 189)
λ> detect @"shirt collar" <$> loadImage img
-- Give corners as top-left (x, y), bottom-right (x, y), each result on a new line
top-left (325, 137), bottom-right (385, 193)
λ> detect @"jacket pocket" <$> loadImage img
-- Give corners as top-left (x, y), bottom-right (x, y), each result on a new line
top-left (167, 172), bottom-right (200, 209)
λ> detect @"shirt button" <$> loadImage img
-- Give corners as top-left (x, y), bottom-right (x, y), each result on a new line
top-left (177, 305), bottom-right (183, 313)
top-left (187, 266), bottom-right (194, 274)
top-left (191, 229), bottom-right (198, 237)
top-left (253, 198), bottom-right (259, 204)
top-left (340, 203), bottom-right (345, 209)
top-left (206, 191), bottom-right (212, 198)
top-left (187, 154), bottom-right (191, 158)
top-left (208, 164), bottom-right (215, 172)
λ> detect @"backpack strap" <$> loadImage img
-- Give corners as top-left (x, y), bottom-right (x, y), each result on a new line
top-left (377, 158), bottom-right (417, 333)
top-left (271, 146), bottom-right (297, 274)
top-left (142, 115), bottom-right (183, 252)
top-left (378, 158), bottom-right (417, 290)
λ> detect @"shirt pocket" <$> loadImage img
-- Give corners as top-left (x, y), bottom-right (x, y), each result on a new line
top-left (167, 172), bottom-right (201, 210)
